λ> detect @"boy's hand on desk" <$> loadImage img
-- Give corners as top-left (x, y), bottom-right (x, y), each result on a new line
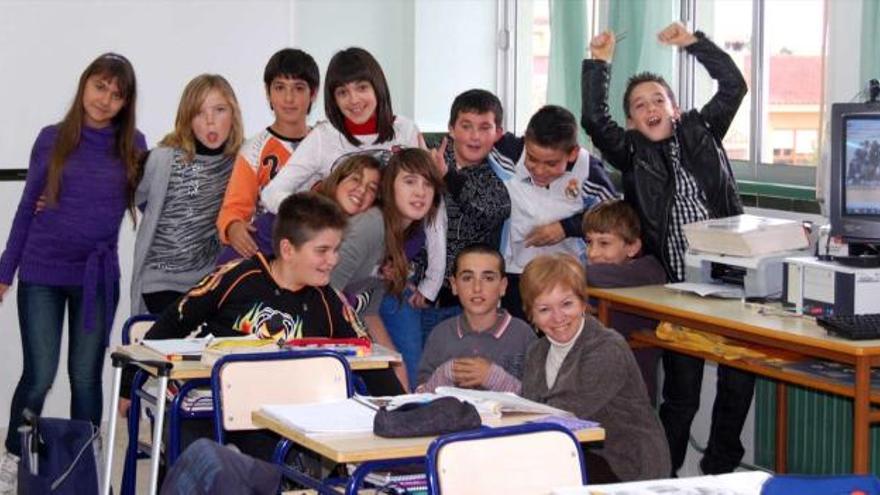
top-left (227, 220), bottom-right (259, 258)
top-left (589, 30), bottom-right (616, 62)
top-left (657, 22), bottom-right (697, 47)
top-left (452, 357), bottom-right (491, 388)
top-left (525, 222), bottom-right (565, 247)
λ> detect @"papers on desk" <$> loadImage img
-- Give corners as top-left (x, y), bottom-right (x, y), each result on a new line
top-left (260, 399), bottom-right (376, 435)
top-left (435, 387), bottom-right (574, 418)
top-left (373, 388), bottom-right (573, 420)
top-left (200, 339), bottom-right (401, 366)
top-left (665, 282), bottom-right (745, 299)
top-left (142, 337), bottom-right (215, 359)
top-left (553, 470), bottom-right (771, 495)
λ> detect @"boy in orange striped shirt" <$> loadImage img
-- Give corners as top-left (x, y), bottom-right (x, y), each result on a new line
top-left (216, 48), bottom-right (320, 262)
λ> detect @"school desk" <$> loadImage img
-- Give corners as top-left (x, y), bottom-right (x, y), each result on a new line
top-left (103, 343), bottom-right (402, 495)
top-left (251, 409), bottom-right (605, 494)
top-left (588, 284), bottom-right (880, 475)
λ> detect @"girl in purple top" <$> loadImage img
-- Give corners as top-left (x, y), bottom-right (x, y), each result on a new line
top-left (0, 53), bottom-right (146, 485)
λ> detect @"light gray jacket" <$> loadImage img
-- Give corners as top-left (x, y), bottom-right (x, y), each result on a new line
top-left (129, 147), bottom-right (232, 315)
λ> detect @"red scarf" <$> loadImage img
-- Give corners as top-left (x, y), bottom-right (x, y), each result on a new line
top-left (343, 113), bottom-right (378, 136)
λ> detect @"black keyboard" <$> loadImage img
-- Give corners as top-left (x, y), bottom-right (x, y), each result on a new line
top-left (817, 314), bottom-right (880, 340)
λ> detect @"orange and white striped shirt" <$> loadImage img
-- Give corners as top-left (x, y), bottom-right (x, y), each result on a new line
top-left (216, 128), bottom-right (304, 244)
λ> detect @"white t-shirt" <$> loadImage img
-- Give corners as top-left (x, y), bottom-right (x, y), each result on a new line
top-left (502, 148), bottom-right (594, 274)
top-left (260, 116), bottom-right (421, 213)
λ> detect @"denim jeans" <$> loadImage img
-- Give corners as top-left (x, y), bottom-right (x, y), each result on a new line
top-left (379, 290), bottom-right (423, 390)
top-left (658, 351), bottom-right (756, 475)
top-left (5, 281), bottom-right (117, 456)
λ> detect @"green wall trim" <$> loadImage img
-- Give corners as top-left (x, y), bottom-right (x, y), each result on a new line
top-left (737, 181), bottom-right (817, 201)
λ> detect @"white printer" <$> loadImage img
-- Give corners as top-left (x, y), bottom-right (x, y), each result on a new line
top-left (684, 250), bottom-right (808, 299)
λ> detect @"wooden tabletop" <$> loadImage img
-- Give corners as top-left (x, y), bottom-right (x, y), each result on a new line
top-left (115, 342), bottom-right (401, 380)
top-left (252, 410), bottom-right (605, 464)
top-left (588, 285), bottom-right (880, 357)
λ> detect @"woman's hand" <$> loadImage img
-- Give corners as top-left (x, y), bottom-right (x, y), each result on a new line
top-left (226, 221), bottom-right (259, 258)
top-left (0, 283), bottom-right (9, 304)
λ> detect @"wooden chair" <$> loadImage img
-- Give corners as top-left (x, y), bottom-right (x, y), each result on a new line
top-left (426, 422), bottom-right (587, 495)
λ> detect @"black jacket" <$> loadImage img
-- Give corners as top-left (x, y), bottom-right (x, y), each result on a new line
top-left (581, 33), bottom-right (747, 280)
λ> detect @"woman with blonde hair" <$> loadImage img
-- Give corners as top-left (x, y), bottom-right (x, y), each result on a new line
top-left (131, 74), bottom-right (244, 315)
top-left (519, 253), bottom-right (670, 483)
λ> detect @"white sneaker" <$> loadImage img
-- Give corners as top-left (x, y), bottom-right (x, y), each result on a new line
top-left (0, 451), bottom-right (19, 494)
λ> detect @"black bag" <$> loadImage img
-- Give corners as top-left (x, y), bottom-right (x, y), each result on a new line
top-left (373, 397), bottom-right (482, 438)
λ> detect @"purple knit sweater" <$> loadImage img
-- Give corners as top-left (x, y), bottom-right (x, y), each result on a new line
top-left (0, 124), bottom-right (147, 332)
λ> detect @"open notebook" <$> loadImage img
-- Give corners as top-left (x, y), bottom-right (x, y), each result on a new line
top-left (260, 399), bottom-right (376, 435)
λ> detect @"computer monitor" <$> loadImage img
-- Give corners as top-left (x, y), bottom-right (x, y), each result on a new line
top-left (829, 102), bottom-right (880, 244)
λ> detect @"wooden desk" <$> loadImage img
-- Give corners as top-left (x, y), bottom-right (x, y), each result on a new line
top-left (588, 285), bottom-right (880, 474)
top-left (116, 342), bottom-right (401, 379)
top-left (107, 343), bottom-right (400, 495)
top-left (252, 410), bottom-right (605, 464)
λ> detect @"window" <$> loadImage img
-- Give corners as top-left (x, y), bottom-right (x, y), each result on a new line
top-left (693, 0), bottom-right (825, 186)
top-left (512, 0), bottom-right (597, 134)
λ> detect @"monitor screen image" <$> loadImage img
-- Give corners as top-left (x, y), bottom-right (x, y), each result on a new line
top-left (843, 116), bottom-right (880, 216)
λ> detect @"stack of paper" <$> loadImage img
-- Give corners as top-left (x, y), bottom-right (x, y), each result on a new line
top-left (260, 399), bottom-right (376, 435)
top-left (373, 388), bottom-right (573, 420)
top-left (142, 337), bottom-right (213, 359)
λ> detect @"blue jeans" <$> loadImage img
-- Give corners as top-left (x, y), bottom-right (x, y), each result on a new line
top-left (5, 282), bottom-right (117, 456)
top-left (379, 290), bottom-right (423, 390)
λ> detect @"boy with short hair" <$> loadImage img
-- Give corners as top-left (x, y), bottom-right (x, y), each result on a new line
top-left (217, 48), bottom-right (320, 261)
top-left (582, 22), bottom-right (750, 475)
top-left (421, 89), bottom-right (512, 335)
top-left (120, 193), bottom-right (403, 438)
top-left (417, 244), bottom-right (534, 393)
top-left (494, 105), bottom-right (617, 320)
top-left (582, 199), bottom-right (666, 402)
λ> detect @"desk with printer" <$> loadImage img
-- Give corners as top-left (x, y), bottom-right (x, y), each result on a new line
top-left (588, 213), bottom-right (880, 474)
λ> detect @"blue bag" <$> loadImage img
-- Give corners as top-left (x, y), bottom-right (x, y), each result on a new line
top-left (762, 474), bottom-right (880, 495)
top-left (17, 415), bottom-right (100, 495)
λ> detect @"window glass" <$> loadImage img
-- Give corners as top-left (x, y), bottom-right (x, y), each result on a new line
top-left (694, 0), bottom-right (753, 163)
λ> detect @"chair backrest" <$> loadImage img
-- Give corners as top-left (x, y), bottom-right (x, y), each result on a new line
top-left (426, 423), bottom-right (587, 495)
top-left (210, 350), bottom-right (353, 442)
top-left (122, 314), bottom-right (158, 345)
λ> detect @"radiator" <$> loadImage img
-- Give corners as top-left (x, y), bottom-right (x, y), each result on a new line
top-left (754, 378), bottom-right (880, 474)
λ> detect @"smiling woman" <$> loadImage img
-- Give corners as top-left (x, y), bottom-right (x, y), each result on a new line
top-left (519, 253), bottom-right (671, 484)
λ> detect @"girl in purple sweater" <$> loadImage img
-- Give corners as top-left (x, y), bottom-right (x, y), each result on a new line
top-left (0, 53), bottom-right (146, 487)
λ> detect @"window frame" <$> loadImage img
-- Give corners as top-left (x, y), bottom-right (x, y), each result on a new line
top-left (683, 0), bottom-right (823, 197)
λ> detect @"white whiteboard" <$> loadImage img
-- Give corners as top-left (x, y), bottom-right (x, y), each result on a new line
top-left (0, 0), bottom-right (294, 170)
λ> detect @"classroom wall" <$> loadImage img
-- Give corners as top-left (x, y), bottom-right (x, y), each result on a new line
top-left (0, 0), bottom-right (498, 428)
